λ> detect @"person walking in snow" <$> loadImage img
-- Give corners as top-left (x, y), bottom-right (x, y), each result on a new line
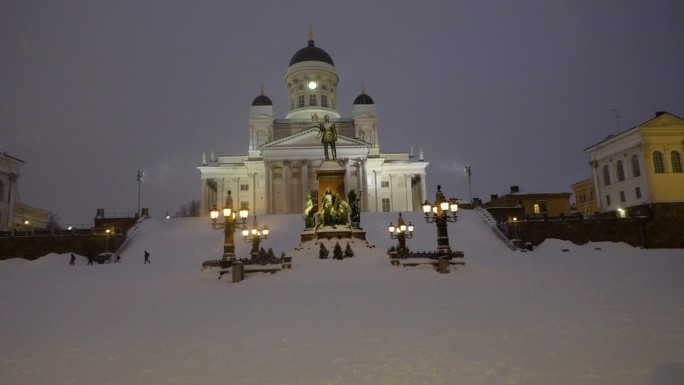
top-left (69, 253), bottom-right (76, 266)
top-left (87, 252), bottom-right (94, 265)
top-left (144, 250), bottom-right (150, 264)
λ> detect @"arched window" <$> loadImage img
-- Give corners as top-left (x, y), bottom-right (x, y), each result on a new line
top-left (616, 160), bottom-right (625, 182)
top-left (631, 155), bottom-right (641, 177)
top-left (671, 151), bottom-right (683, 173)
top-left (602, 165), bottom-right (611, 186)
top-left (653, 151), bottom-right (665, 173)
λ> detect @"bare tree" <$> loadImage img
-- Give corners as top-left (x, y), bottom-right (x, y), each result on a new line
top-left (47, 211), bottom-right (60, 230)
top-left (175, 200), bottom-right (201, 217)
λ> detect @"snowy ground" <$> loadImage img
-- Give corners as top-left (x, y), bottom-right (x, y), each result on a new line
top-left (1, 210), bottom-right (683, 385)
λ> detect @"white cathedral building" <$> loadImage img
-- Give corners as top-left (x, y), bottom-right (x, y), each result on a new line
top-left (197, 31), bottom-right (429, 215)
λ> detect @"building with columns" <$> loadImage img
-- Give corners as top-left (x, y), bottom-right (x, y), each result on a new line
top-left (198, 31), bottom-right (428, 215)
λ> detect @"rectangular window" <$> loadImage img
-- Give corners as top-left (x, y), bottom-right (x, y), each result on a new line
top-left (382, 198), bottom-right (391, 212)
top-left (309, 94), bottom-right (317, 106)
top-left (381, 181), bottom-right (390, 188)
top-left (620, 191), bottom-right (625, 202)
top-left (298, 84), bottom-right (304, 90)
top-left (310, 190), bottom-right (319, 203)
top-left (298, 95), bottom-right (305, 108)
top-left (240, 184), bottom-right (249, 191)
top-left (350, 171), bottom-right (357, 177)
top-left (606, 194), bottom-right (611, 206)
top-left (672, 151), bottom-right (683, 173)
top-left (533, 202), bottom-right (547, 214)
top-left (321, 95), bottom-right (328, 107)
top-left (635, 187), bottom-right (642, 199)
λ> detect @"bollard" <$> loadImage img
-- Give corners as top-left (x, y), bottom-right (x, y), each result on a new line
top-left (232, 261), bottom-right (244, 283)
top-left (438, 256), bottom-right (450, 274)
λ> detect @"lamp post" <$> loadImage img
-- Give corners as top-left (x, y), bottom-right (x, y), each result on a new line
top-left (105, 228), bottom-right (112, 252)
top-left (465, 165), bottom-right (472, 205)
top-left (136, 170), bottom-right (145, 216)
top-left (210, 190), bottom-right (249, 268)
top-left (388, 212), bottom-right (414, 254)
top-left (512, 217), bottom-right (519, 240)
top-left (422, 185), bottom-right (459, 256)
top-left (242, 216), bottom-right (270, 257)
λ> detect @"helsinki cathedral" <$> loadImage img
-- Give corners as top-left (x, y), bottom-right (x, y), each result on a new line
top-left (198, 29), bottom-right (429, 215)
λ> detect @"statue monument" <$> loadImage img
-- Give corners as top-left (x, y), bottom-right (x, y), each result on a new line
top-left (315, 114), bottom-right (337, 161)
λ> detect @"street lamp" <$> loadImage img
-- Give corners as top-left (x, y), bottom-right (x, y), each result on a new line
top-left (242, 216), bottom-right (270, 257)
top-left (512, 217), bottom-right (519, 240)
top-left (210, 190), bottom-right (249, 267)
top-left (422, 185), bottom-right (459, 256)
top-left (136, 170), bottom-right (145, 216)
top-left (465, 165), bottom-right (473, 205)
top-left (388, 212), bottom-right (414, 254)
top-left (105, 228), bottom-right (112, 252)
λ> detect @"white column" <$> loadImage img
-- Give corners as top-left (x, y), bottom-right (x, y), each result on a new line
top-left (420, 173), bottom-right (427, 204)
top-left (389, 174), bottom-right (395, 211)
top-left (405, 174), bottom-right (411, 211)
top-left (301, 159), bottom-right (309, 207)
top-left (283, 161), bottom-right (292, 214)
top-left (201, 179), bottom-right (209, 213)
top-left (236, 177), bottom-right (241, 208)
top-left (343, 158), bottom-right (351, 200)
top-left (264, 161), bottom-right (272, 214)
top-left (374, 170), bottom-right (381, 212)
top-left (252, 172), bottom-right (257, 213)
top-left (360, 158), bottom-right (368, 211)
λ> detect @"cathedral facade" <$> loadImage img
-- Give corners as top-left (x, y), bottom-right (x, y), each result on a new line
top-left (197, 32), bottom-right (428, 215)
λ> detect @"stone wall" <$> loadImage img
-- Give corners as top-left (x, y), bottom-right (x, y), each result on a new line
top-left (0, 233), bottom-right (126, 260)
top-left (497, 202), bottom-right (684, 249)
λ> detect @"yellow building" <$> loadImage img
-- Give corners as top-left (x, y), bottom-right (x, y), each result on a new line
top-left (571, 178), bottom-right (597, 217)
top-left (584, 111), bottom-right (684, 215)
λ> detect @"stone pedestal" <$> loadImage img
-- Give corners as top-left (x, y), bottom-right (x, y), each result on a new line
top-left (232, 261), bottom-right (244, 283)
top-left (438, 257), bottom-right (450, 274)
top-left (316, 161), bottom-right (346, 201)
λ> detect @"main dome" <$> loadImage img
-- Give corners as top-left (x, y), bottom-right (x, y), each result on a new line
top-left (289, 39), bottom-right (334, 66)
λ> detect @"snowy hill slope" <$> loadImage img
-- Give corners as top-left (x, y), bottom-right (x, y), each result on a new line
top-left (1, 210), bottom-right (683, 385)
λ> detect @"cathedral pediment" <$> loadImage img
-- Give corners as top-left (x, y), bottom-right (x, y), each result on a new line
top-left (259, 127), bottom-right (370, 150)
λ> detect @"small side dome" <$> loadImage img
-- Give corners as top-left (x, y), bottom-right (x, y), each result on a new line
top-left (251, 94), bottom-right (272, 106)
top-left (353, 84), bottom-right (374, 105)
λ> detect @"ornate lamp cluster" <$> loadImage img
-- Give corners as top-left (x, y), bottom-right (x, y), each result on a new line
top-left (388, 213), bottom-right (414, 239)
top-left (242, 216), bottom-right (270, 256)
top-left (210, 194), bottom-right (249, 230)
top-left (422, 185), bottom-right (459, 257)
top-left (422, 185), bottom-right (459, 223)
top-left (209, 190), bottom-right (249, 266)
top-left (388, 212), bottom-right (414, 254)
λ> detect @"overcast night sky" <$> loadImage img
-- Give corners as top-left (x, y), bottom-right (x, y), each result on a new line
top-left (3, 0), bottom-right (683, 226)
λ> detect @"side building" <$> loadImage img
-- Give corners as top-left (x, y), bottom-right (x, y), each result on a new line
top-left (0, 153), bottom-right (50, 232)
top-left (0, 153), bottom-right (24, 231)
top-left (197, 31), bottom-right (428, 215)
top-left (584, 111), bottom-right (684, 217)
